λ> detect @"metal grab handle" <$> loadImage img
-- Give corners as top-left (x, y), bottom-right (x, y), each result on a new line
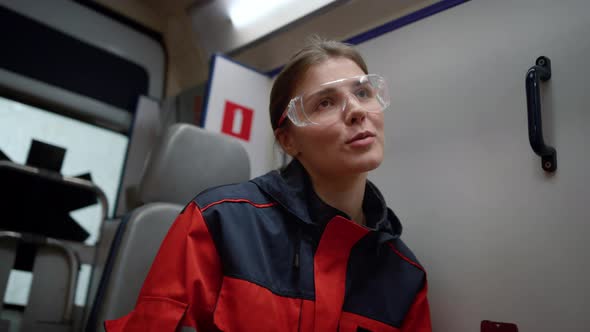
top-left (525, 56), bottom-right (556, 172)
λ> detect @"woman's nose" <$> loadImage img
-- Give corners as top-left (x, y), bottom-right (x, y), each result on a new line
top-left (343, 96), bottom-right (366, 125)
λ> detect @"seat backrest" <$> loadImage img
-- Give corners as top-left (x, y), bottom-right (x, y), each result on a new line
top-left (81, 219), bottom-right (121, 328)
top-left (139, 123), bottom-right (251, 205)
top-left (86, 124), bottom-right (250, 332)
top-left (88, 203), bottom-right (181, 332)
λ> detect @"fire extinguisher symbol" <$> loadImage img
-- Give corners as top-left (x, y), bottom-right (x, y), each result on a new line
top-left (221, 101), bottom-right (254, 141)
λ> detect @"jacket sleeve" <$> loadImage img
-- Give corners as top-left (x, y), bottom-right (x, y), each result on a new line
top-left (104, 201), bottom-right (222, 332)
top-left (401, 277), bottom-right (432, 332)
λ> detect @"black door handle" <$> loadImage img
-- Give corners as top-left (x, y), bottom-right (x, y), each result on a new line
top-left (525, 56), bottom-right (556, 172)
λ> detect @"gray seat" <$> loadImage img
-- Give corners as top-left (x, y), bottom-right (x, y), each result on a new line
top-left (86, 123), bottom-right (250, 332)
top-left (139, 123), bottom-right (250, 205)
top-left (81, 219), bottom-right (121, 330)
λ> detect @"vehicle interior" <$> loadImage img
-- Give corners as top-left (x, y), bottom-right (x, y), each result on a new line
top-left (0, 0), bottom-right (588, 331)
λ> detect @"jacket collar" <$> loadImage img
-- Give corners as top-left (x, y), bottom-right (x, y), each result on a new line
top-left (251, 159), bottom-right (402, 240)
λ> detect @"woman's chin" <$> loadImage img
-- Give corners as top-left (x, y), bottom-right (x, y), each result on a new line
top-left (343, 156), bottom-right (383, 174)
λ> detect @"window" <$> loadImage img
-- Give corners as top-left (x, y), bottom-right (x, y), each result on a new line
top-left (0, 95), bottom-right (128, 306)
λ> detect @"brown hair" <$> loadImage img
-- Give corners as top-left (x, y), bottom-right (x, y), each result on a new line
top-left (269, 36), bottom-right (368, 131)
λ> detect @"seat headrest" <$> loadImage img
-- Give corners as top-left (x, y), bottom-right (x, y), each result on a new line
top-left (139, 124), bottom-right (250, 205)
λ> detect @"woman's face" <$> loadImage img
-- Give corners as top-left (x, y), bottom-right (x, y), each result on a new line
top-left (282, 57), bottom-right (385, 178)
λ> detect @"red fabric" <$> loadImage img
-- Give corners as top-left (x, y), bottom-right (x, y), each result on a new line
top-left (387, 243), bottom-right (431, 331)
top-left (104, 202), bottom-right (222, 331)
top-left (104, 202), bottom-right (431, 331)
top-left (339, 311), bottom-right (401, 332)
top-left (299, 300), bottom-right (316, 331)
top-left (314, 216), bottom-right (369, 332)
top-left (213, 277), bottom-right (302, 332)
top-left (400, 277), bottom-right (431, 332)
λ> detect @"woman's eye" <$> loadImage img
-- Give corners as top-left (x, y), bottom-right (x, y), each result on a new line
top-left (317, 99), bottom-right (333, 110)
top-left (355, 88), bottom-right (371, 99)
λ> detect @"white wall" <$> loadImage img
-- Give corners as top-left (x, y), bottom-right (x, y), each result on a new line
top-left (358, 0), bottom-right (590, 330)
top-left (203, 56), bottom-right (278, 178)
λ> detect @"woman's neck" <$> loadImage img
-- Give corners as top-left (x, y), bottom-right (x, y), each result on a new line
top-left (307, 169), bottom-right (367, 226)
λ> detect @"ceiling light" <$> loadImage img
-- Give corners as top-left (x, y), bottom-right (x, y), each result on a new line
top-left (228, 0), bottom-right (291, 28)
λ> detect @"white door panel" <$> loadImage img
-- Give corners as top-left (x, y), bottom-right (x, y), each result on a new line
top-left (359, 0), bottom-right (590, 330)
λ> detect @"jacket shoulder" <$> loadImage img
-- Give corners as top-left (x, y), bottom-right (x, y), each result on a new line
top-left (192, 180), bottom-right (274, 211)
top-left (390, 238), bottom-right (425, 272)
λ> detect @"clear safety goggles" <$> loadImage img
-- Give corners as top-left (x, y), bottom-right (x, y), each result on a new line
top-left (278, 74), bottom-right (390, 127)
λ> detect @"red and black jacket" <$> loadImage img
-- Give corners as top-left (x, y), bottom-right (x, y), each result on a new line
top-left (105, 160), bottom-right (431, 332)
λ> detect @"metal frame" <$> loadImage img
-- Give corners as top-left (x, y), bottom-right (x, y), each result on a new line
top-left (0, 160), bottom-right (109, 331)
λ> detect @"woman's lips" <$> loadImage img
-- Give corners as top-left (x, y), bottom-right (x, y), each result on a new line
top-left (347, 135), bottom-right (375, 148)
top-left (346, 131), bottom-right (376, 147)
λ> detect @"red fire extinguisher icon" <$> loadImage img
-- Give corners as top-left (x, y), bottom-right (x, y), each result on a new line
top-left (221, 101), bottom-right (254, 141)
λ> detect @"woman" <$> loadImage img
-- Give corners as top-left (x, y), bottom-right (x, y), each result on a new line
top-left (106, 37), bottom-right (431, 332)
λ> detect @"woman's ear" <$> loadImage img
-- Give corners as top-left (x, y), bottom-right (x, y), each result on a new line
top-left (275, 127), bottom-right (299, 157)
